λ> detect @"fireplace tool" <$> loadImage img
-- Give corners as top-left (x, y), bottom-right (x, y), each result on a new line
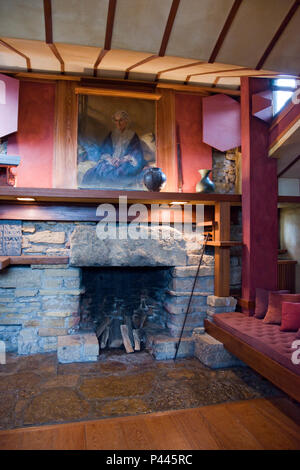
top-left (174, 231), bottom-right (210, 361)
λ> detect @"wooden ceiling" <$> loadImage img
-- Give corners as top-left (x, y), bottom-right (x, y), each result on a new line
top-left (0, 0), bottom-right (299, 88)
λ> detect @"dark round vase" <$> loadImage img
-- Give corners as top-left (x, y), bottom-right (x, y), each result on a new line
top-left (143, 167), bottom-right (167, 192)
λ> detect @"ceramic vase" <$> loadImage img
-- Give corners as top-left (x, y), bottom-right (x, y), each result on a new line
top-left (196, 169), bottom-right (215, 193)
top-left (143, 167), bottom-right (167, 192)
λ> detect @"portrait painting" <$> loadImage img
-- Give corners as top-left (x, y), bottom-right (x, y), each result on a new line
top-left (77, 93), bottom-right (156, 190)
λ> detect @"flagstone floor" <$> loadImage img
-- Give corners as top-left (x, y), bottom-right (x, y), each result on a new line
top-left (0, 349), bottom-right (286, 430)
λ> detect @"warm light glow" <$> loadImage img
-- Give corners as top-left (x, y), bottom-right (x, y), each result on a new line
top-left (170, 201), bottom-right (188, 205)
top-left (16, 197), bottom-right (36, 201)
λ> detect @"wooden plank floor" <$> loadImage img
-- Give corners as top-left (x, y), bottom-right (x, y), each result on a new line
top-left (0, 397), bottom-right (299, 450)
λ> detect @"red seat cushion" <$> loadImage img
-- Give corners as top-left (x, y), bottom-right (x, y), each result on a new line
top-left (213, 312), bottom-right (300, 375)
top-left (280, 302), bottom-right (300, 332)
top-left (263, 293), bottom-right (300, 325)
top-left (254, 288), bottom-right (289, 319)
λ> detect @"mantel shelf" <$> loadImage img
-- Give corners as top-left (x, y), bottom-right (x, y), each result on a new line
top-left (0, 187), bottom-right (242, 205)
top-left (206, 241), bottom-right (243, 247)
top-left (0, 256), bottom-right (69, 271)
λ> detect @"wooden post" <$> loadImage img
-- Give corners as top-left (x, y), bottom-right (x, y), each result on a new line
top-left (214, 201), bottom-right (231, 297)
top-left (241, 77), bottom-right (278, 306)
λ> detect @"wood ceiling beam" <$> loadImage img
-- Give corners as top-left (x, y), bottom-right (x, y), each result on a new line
top-left (0, 39), bottom-right (32, 72)
top-left (209, 0), bottom-right (243, 63)
top-left (124, 55), bottom-right (158, 80)
top-left (184, 67), bottom-right (249, 84)
top-left (159, 0), bottom-right (181, 56)
top-left (43, 0), bottom-right (65, 73)
top-left (256, 0), bottom-right (300, 70)
top-left (155, 61), bottom-right (204, 81)
top-left (124, 0), bottom-right (181, 79)
top-left (93, 0), bottom-right (117, 76)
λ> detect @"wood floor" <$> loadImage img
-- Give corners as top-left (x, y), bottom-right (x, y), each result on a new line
top-left (0, 397), bottom-right (299, 450)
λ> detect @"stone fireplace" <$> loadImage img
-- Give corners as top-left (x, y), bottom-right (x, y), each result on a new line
top-left (0, 220), bottom-right (240, 363)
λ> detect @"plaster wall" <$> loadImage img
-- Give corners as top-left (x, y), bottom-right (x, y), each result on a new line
top-left (280, 207), bottom-right (300, 293)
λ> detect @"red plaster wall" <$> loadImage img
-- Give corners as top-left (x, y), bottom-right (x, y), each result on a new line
top-left (175, 93), bottom-right (212, 193)
top-left (7, 81), bottom-right (55, 188)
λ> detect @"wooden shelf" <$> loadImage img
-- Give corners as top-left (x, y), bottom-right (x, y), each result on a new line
top-left (206, 241), bottom-right (243, 247)
top-left (0, 187), bottom-right (242, 205)
top-left (0, 256), bottom-right (69, 270)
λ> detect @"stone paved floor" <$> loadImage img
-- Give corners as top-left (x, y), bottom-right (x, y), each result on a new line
top-left (0, 350), bottom-right (285, 430)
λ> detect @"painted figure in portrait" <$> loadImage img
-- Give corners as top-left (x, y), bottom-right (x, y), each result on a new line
top-left (77, 95), bottom-right (156, 190)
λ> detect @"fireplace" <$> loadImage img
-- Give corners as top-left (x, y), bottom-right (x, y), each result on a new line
top-left (0, 221), bottom-right (224, 363)
top-left (80, 266), bottom-right (171, 352)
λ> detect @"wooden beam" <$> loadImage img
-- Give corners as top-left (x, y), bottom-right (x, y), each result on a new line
top-left (185, 67), bottom-right (249, 84)
top-left (156, 88), bottom-right (177, 191)
top-left (2, 70), bottom-right (241, 95)
top-left (9, 256), bottom-right (69, 265)
top-left (156, 61), bottom-right (204, 81)
top-left (209, 0), bottom-right (243, 63)
top-left (0, 38), bottom-right (31, 72)
top-left (214, 201), bottom-right (231, 297)
top-left (48, 43), bottom-right (65, 74)
top-left (256, 0), bottom-right (300, 70)
top-left (206, 241), bottom-right (243, 247)
top-left (93, 0), bottom-right (117, 75)
top-left (124, 55), bottom-right (158, 80)
top-left (159, 0), bottom-right (181, 56)
top-left (43, 0), bottom-right (53, 43)
top-left (43, 0), bottom-right (65, 73)
top-left (277, 154), bottom-right (300, 177)
top-left (53, 81), bottom-right (78, 188)
top-left (157, 82), bottom-right (240, 96)
top-left (0, 187), bottom-right (242, 205)
top-left (75, 86), bottom-right (161, 100)
top-left (104, 0), bottom-right (117, 50)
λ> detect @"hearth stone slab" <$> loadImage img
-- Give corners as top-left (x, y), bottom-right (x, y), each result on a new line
top-left (171, 266), bottom-right (214, 277)
top-left (146, 333), bottom-right (194, 360)
top-left (57, 333), bottom-right (99, 363)
top-left (169, 276), bottom-right (214, 293)
top-left (70, 225), bottom-right (192, 267)
top-left (193, 332), bottom-right (245, 369)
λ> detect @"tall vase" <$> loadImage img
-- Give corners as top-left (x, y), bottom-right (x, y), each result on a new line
top-left (196, 169), bottom-right (215, 193)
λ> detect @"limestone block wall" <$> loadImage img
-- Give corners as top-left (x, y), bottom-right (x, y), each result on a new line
top-left (0, 265), bottom-right (81, 354)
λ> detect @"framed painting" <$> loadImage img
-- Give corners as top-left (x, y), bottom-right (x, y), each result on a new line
top-left (76, 88), bottom-right (160, 190)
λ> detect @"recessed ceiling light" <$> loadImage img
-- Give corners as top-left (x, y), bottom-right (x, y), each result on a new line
top-left (16, 197), bottom-right (36, 201)
top-left (170, 201), bottom-right (188, 205)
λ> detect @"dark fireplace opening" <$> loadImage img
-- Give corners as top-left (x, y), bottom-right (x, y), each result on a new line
top-left (80, 267), bottom-right (172, 352)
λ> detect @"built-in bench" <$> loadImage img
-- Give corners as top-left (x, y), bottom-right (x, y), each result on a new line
top-left (204, 313), bottom-right (300, 402)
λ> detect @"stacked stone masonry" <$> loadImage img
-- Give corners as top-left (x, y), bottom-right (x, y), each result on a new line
top-left (0, 220), bottom-right (240, 363)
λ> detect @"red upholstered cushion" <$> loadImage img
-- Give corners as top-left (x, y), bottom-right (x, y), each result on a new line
top-left (280, 302), bottom-right (300, 331)
top-left (254, 288), bottom-right (289, 319)
top-left (254, 288), bottom-right (269, 319)
top-left (263, 293), bottom-right (300, 325)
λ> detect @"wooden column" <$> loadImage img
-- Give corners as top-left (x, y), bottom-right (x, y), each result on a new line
top-left (156, 88), bottom-right (177, 192)
top-left (214, 201), bottom-right (231, 297)
top-left (241, 77), bottom-right (278, 308)
top-left (53, 81), bottom-right (78, 188)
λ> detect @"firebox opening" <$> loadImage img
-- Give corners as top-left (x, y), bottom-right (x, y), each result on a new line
top-left (80, 267), bottom-right (172, 353)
